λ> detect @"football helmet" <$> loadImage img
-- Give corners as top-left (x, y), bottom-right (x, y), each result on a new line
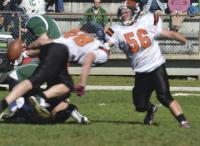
top-left (18, 0), bottom-right (46, 16)
top-left (117, 0), bottom-right (140, 25)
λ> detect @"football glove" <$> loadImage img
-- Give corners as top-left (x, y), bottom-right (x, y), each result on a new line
top-left (74, 84), bottom-right (85, 96)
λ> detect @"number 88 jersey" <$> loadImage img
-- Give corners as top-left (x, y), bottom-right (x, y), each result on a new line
top-left (106, 13), bottom-right (165, 73)
top-left (54, 29), bottom-right (109, 65)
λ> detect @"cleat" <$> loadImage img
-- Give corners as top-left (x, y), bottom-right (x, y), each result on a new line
top-left (80, 116), bottom-right (90, 124)
top-left (144, 105), bottom-right (157, 125)
top-left (0, 102), bottom-right (8, 119)
top-left (0, 109), bottom-right (16, 120)
top-left (29, 96), bottom-right (51, 119)
top-left (180, 121), bottom-right (191, 128)
top-left (69, 104), bottom-right (90, 124)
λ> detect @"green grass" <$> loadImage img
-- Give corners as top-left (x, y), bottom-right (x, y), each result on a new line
top-left (73, 75), bottom-right (200, 86)
top-left (0, 43), bottom-right (7, 48)
top-left (0, 90), bottom-right (199, 146)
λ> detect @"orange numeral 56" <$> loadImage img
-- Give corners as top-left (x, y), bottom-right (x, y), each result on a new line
top-left (124, 29), bottom-right (151, 53)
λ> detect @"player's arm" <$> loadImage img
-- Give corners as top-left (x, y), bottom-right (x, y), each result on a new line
top-left (28, 33), bottom-right (53, 49)
top-left (79, 52), bottom-right (96, 87)
top-left (160, 29), bottom-right (187, 44)
top-left (79, 42), bottom-right (110, 87)
top-left (22, 49), bottom-right (40, 58)
top-left (74, 52), bottom-right (96, 97)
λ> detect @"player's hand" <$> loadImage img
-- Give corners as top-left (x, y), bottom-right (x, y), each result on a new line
top-left (21, 43), bottom-right (29, 58)
top-left (21, 51), bottom-right (29, 58)
top-left (74, 84), bottom-right (85, 96)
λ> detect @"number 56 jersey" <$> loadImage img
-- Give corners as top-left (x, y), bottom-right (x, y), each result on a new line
top-left (54, 29), bottom-right (109, 65)
top-left (106, 13), bottom-right (165, 73)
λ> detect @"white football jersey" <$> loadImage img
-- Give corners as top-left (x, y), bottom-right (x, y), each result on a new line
top-left (19, 0), bottom-right (46, 15)
top-left (106, 13), bottom-right (165, 73)
top-left (54, 29), bottom-right (109, 65)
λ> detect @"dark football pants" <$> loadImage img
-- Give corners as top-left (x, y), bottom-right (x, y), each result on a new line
top-left (132, 64), bottom-right (174, 112)
top-left (28, 43), bottom-right (74, 91)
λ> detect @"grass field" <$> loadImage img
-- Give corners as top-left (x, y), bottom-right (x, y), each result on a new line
top-left (0, 43), bottom-right (7, 48)
top-left (0, 76), bottom-right (200, 146)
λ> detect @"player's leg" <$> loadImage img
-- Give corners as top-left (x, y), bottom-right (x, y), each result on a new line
top-left (28, 43), bottom-right (69, 89)
top-left (26, 43), bottom-right (72, 115)
top-left (0, 79), bottom-right (33, 113)
top-left (154, 64), bottom-right (190, 128)
top-left (30, 93), bottom-right (89, 124)
top-left (0, 64), bottom-right (39, 113)
top-left (133, 72), bottom-right (156, 125)
top-left (0, 97), bottom-right (25, 121)
top-left (52, 101), bottom-right (90, 124)
top-left (29, 68), bottom-right (74, 119)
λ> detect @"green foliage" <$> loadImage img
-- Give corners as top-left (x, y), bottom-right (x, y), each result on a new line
top-left (0, 90), bottom-right (200, 146)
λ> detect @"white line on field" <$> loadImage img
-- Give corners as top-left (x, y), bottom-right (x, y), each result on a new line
top-left (172, 93), bottom-right (200, 96)
top-left (86, 86), bottom-right (200, 92)
top-left (1, 84), bottom-right (200, 92)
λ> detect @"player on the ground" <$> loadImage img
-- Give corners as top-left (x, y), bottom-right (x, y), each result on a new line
top-left (105, 0), bottom-right (191, 128)
top-left (0, 64), bottom-right (89, 124)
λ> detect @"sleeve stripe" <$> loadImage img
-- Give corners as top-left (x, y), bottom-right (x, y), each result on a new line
top-left (153, 13), bottom-right (159, 26)
top-left (106, 28), bottom-right (114, 37)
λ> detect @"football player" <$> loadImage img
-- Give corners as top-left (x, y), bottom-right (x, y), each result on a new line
top-left (105, 0), bottom-right (191, 128)
top-left (53, 27), bottom-right (110, 91)
top-left (1, 64), bottom-right (89, 124)
top-left (18, 0), bottom-right (46, 16)
top-left (0, 0), bottom-right (75, 122)
top-left (1, 24), bottom-right (109, 122)
top-left (4, 0), bottom-right (47, 41)
top-left (21, 27), bottom-right (110, 119)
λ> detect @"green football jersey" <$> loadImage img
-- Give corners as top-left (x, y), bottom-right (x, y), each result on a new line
top-left (9, 64), bottom-right (38, 81)
top-left (26, 15), bottom-right (61, 39)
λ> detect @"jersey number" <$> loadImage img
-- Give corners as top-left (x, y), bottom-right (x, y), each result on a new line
top-left (124, 29), bottom-right (151, 53)
top-left (64, 29), bottom-right (94, 47)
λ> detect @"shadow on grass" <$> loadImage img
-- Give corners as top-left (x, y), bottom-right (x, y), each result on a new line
top-left (0, 120), bottom-right (159, 126)
top-left (90, 119), bottom-right (159, 126)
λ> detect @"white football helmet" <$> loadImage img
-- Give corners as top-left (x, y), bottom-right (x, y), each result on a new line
top-left (19, 0), bottom-right (46, 15)
top-left (117, 0), bottom-right (140, 25)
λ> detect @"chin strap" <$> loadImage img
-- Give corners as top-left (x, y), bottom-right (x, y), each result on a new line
top-left (122, 19), bottom-right (134, 26)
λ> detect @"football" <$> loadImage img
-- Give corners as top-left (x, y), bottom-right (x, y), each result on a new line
top-left (7, 39), bottom-right (24, 61)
